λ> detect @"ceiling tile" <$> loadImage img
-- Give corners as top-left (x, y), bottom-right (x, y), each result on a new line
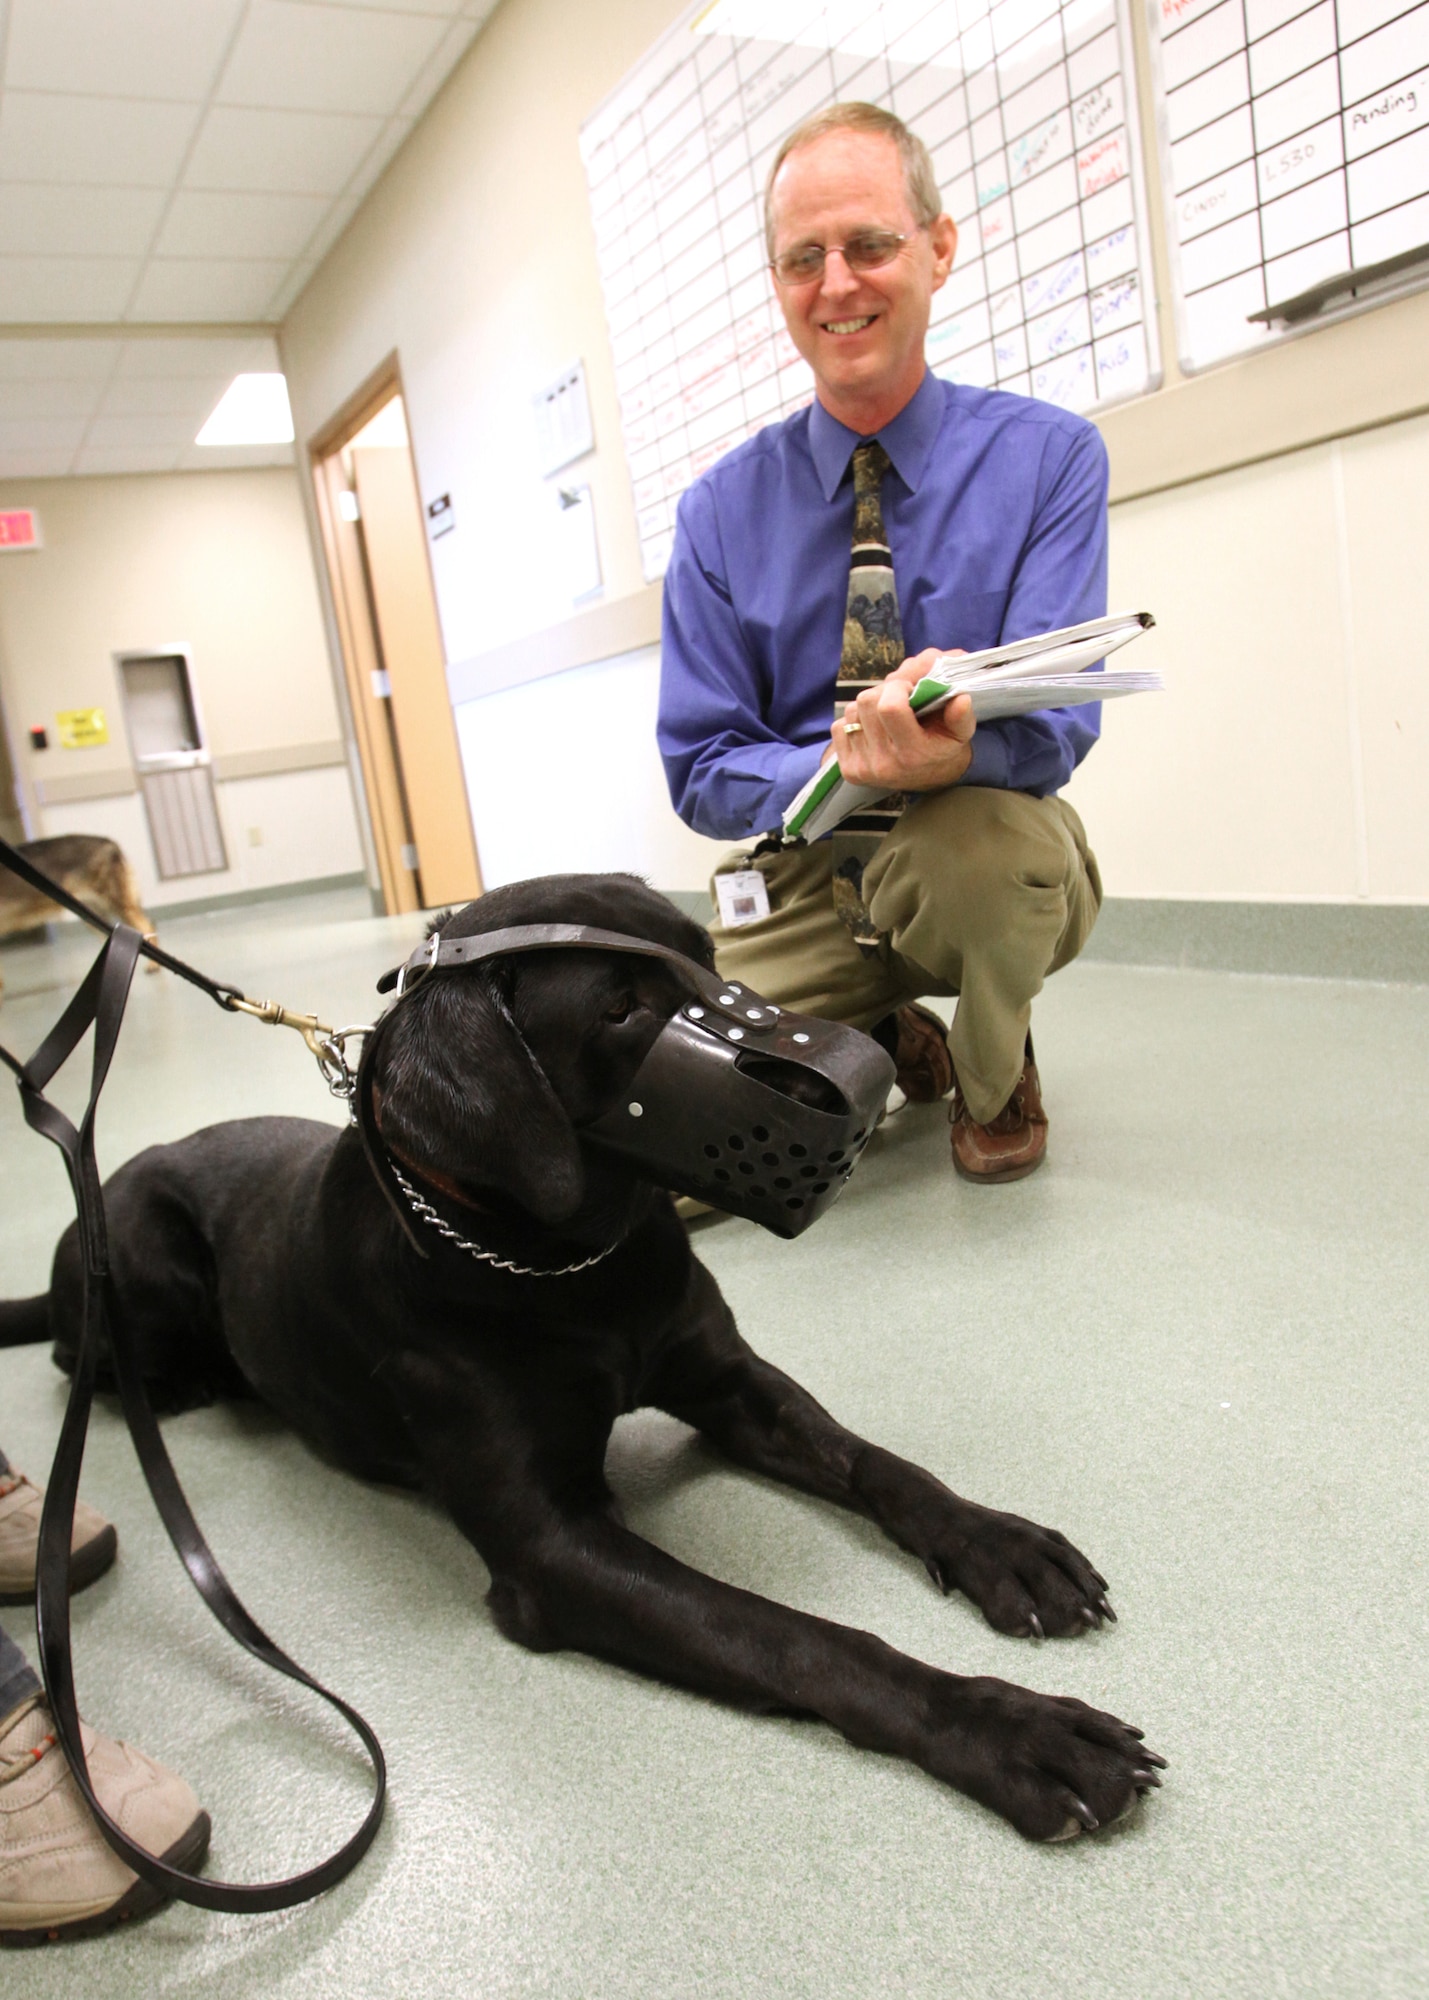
top-left (0, 186), bottom-right (167, 257)
top-left (98, 374), bottom-right (227, 418)
top-left (84, 412), bottom-right (206, 449)
top-left (0, 256), bottom-right (142, 319)
top-left (0, 339), bottom-right (122, 380)
top-left (399, 15), bottom-right (479, 118)
top-left (0, 93), bottom-right (201, 189)
top-left (0, 378), bottom-right (105, 420)
top-left (154, 189), bottom-right (330, 261)
top-left (182, 105), bottom-right (385, 195)
top-left (0, 415), bottom-right (89, 451)
top-left (115, 335), bottom-right (279, 378)
top-left (71, 445), bottom-right (186, 475)
top-left (5, 0), bottom-right (246, 103)
top-left (0, 449), bottom-right (78, 477)
top-left (281, 188), bottom-right (361, 280)
top-left (125, 257), bottom-right (289, 320)
top-left (335, 117), bottom-right (412, 216)
top-left (216, 1), bottom-right (450, 115)
top-left (266, 258), bottom-right (318, 321)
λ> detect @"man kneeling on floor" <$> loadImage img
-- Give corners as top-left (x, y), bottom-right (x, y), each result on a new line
top-left (658, 102), bottom-right (1107, 1182)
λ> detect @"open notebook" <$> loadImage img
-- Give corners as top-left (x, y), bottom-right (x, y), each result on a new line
top-left (783, 610), bottom-right (1160, 845)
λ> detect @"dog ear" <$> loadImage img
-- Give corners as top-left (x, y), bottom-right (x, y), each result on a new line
top-left (375, 971), bottom-right (585, 1227)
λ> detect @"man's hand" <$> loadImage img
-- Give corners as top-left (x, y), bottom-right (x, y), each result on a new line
top-left (821, 648), bottom-right (975, 791)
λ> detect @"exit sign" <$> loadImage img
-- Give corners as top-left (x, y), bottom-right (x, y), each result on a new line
top-left (0, 509), bottom-right (40, 551)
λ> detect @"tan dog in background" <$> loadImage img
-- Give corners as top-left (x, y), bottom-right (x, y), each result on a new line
top-left (0, 835), bottom-right (156, 1004)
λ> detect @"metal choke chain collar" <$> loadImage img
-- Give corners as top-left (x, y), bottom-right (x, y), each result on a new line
top-left (388, 1163), bottom-right (621, 1277)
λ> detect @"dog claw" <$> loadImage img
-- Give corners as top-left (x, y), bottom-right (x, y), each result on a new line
top-left (1026, 1613), bottom-right (1045, 1641)
top-left (1131, 1769), bottom-right (1163, 1789)
top-left (1078, 1606), bottom-right (1098, 1628)
top-left (1096, 1596), bottom-right (1117, 1623)
top-left (1068, 1797), bottom-right (1099, 1831)
top-left (1140, 1749), bottom-right (1169, 1769)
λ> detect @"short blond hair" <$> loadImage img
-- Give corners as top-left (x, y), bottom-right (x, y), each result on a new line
top-left (764, 102), bottom-right (943, 258)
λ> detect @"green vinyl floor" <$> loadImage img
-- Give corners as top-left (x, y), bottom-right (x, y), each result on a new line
top-left (0, 888), bottom-right (1425, 2000)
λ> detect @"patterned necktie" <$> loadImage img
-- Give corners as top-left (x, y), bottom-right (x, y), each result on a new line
top-left (839, 440), bottom-right (904, 686)
top-left (831, 440), bottom-right (905, 952)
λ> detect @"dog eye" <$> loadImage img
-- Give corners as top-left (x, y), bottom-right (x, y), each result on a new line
top-left (603, 993), bottom-right (638, 1023)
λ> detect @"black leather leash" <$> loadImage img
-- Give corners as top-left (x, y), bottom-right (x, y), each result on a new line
top-left (0, 835), bottom-right (385, 1910)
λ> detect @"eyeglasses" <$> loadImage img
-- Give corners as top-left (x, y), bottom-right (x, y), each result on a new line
top-left (769, 228), bottom-right (919, 287)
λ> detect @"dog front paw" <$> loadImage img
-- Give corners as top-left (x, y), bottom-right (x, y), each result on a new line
top-left (922, 1499), bottom-right (1115, 1639)
top-left (921, 1675), bottom-right (1166, 1839)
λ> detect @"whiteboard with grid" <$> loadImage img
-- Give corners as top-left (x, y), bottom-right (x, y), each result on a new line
top-left (1153, 0), bottom-right (1429, 367)
top-left (581, 0), bottom-right (1160, 583)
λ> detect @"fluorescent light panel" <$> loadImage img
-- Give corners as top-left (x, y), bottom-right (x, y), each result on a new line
top-left (196, 373), bottom-right (294, 446)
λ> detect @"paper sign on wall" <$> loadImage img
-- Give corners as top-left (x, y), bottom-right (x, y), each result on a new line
top-left (56, 708), bottom-right (109, 749)
top-left (0, 509), bottom-right (40, 550)
top-left (534, 362), bottom-right (594, 477)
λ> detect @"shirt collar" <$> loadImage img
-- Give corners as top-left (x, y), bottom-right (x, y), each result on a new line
top-left (807, 369), bottom-right (945, 503)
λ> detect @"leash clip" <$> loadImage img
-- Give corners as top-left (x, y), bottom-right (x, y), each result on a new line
top-left (220, 995), bottom-right (370, 1104)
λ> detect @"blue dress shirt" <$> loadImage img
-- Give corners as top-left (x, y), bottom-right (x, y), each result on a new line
top-left (658, 371), bottom-right (1109, 843)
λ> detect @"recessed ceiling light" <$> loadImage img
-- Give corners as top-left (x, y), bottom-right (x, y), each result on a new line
top-left (196, 373), bottom-right (295, 447)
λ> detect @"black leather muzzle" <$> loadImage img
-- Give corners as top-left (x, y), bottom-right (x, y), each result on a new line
top-left (370, 923), bottom-right (894, 1241)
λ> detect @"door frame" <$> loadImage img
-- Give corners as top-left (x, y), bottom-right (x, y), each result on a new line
top-left (308, 354), bottom-right (480, 915)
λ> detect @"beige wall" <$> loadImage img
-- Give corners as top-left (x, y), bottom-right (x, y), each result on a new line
top-left (281, 0), bottom-right (1429, 904)
top-left (0, 466), bottom-right (364, 903)
top-left (281, 0), bottom-right (686, 667)
top-left (1066, 412), bottom-right (1429, 903)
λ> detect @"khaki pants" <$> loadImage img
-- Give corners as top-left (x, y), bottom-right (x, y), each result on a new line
top-left (709, 787), bottom-right (1102, 1124)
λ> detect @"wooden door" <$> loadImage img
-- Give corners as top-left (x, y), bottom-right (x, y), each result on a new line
top-left (352, 446), bottom-right (482, 908)
top-left (313, 449), bottom-right (423, 914)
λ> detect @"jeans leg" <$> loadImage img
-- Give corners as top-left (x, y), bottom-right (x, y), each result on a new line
top-left (0, 1618), bottom-right (41, 1721)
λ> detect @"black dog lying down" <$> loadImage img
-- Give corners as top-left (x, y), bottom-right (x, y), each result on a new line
top-left (0, 874), bottom-right (1162, 1840)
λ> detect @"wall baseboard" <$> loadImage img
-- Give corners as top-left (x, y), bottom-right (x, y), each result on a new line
top-left (148, 871), bottom-right (370, 921)
top-left (658, 891), bottom-right (1429, 986)
top-left (1083, 898), bottom-right (1429, 983)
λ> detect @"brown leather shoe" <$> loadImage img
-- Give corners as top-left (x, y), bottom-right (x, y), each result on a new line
top-left (883, 1003), bottom-right (954, 1104)
top-left (949, 1038), bottom-right (1048, 1182)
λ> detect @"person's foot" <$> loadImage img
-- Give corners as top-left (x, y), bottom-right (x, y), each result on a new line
top-left (949, 1038), bottom-right (1048, 1183)
top-left (878, 1003), bottom-right (954, 1104)
top-left (0, 1694), bottom-right (210, 1946)
top-left (0, 1472), bottom-right (117, 1606)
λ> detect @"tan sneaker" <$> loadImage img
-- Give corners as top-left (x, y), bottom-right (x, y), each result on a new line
top-left (949, 1038), bottom-right (1049, 1183)
top-left (0, 1472), bottom-right (117, 1606)
top-left (0, 1694), bottom-right (209, 1946)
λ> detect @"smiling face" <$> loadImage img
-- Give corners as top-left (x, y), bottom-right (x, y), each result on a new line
top-left (768, 128), bottom-right (957, 435)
